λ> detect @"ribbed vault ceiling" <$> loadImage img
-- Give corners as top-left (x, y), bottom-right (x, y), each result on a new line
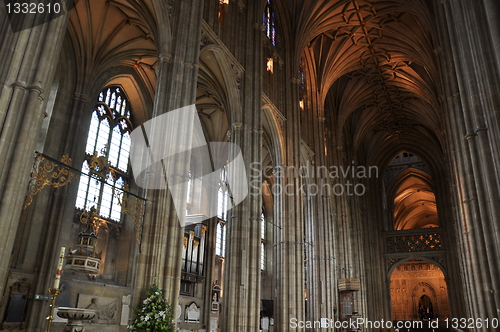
top-left (68, 0), bottom-right (158, 95)
top-left (295, 0), bottom-right (441, 165)
top-left (67, 0), bottom-right (442, 168)
top-left (393, 175), bottom-right (438, 230)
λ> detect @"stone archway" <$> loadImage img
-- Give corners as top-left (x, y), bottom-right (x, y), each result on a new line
top-left (390, 259), bottom-right (450, 321)
top-left (417, 294), bottom-right (434, 320)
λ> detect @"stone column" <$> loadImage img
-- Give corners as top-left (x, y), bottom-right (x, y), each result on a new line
top-left (271, 73), bottom-right (306, 332)
top-left (303, 133), bottom-right (338, 329)
top-left (483, 0), bottom-right (500, 72)
top-left (217, 2), bottom-right (263, 331)
top-left (133, 0), bottom-right (204, 313)
top-left (0, 5), bottom-right (71, 297)
top-left (439, 1), bottom-right (500, 329)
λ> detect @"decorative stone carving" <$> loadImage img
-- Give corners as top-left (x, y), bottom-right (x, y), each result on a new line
top-left (386, 230), bottom-right (443, 253)
top-left (210, 317), bottom-right (218, 332)
top-left (120, 295), bottom-right (131, 326)
top-left (185, 302), bottom-right (200, 323)
top-left (177, 303), bottom-right (182, 322)
top-left (77, 295), bottom-right (118, 325)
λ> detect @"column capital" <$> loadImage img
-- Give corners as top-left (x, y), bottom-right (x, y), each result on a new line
top-left (11, 82), bottom-right (44, 101)
top-left (159, 53), bottom-right (173, 62)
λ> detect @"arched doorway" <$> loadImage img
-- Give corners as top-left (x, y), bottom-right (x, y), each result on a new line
top-left (390, 259), bottom-right (450, 321)
top-left (418, 294), bottom-right (434, 320)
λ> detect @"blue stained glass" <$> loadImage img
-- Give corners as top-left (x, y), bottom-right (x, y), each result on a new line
top-left (105, 89), bottom-right (111, 105)
top-left (121, 100), bottom-right (127, 115)
top-left (263, 0), bottom-right (276, 46)
top-left (116, 96), bottom-right (122, 114)
top-left (110, 92), bottom-right (116, 109)
top-left (116, 177), bottom-right (124, 187)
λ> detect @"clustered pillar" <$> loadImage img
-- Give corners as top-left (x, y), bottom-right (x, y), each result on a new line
top-left (0, 7), bottom-right (71, 299)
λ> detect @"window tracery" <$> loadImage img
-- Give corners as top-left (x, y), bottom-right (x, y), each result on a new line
top-left (75, 86), bottom-right (133, 223)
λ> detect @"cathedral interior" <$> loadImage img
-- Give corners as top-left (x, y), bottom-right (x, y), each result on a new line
top-left (1, 0), bottom-right (499, 331)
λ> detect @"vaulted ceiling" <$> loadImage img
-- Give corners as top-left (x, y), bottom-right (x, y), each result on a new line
top-left (393, 174), bottom-right (438, 230)
top-left (292, 0), bottom-right (441, 166)
top-left (67, 0), bottom-right (158, 96)
top-left (66, 0), bottom-right (443, 168)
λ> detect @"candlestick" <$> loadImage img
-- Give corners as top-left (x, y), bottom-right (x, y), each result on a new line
top-left (44, 288), bottom-right (62, 332)
top-left (53, 247), bottom-right (65, 290)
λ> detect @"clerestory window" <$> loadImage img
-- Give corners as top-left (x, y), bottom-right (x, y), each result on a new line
top-left (216, 166), bottom-right (229, 257)
top-left (263, 0), bottom-right (276, 46)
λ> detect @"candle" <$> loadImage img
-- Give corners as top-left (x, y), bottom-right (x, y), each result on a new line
top-left (53, 247), bottom-right (65, 289)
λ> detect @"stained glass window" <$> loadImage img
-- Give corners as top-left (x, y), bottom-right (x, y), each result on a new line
top-left (216, 166), bottom-right (229, 257)
top-left (217, 166), bottom-right (229, 221)
top-left (263, 0), bottom-right (276, 46)
top-left (216, 220), bottom-right (226, 257)
top-left (299, 66), bottom-right (306, 90)
top-left (75, 86), bottom-right (133, 223)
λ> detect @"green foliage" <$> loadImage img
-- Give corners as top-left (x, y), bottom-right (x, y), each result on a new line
top-left (128, 283), bottom-right (175, 332)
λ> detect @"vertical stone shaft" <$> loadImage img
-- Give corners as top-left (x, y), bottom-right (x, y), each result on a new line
top-left (134, 0), bottom-right (204, 310)
top-left (441, 1), bottom-right (500, 328)
top-left (272, 57), bottom-right (306, 332)
top-left (0, 9), bottom-right (70, 297)
top-left (218, 1), bottom-right (263, 331)
top-left (305, 111), bottom-right (338, 329)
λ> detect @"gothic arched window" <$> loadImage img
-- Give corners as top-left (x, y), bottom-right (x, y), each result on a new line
top-left (217, 165), bottom-right (229, 221)
top-left (75, 86), bottom-right (133, 222)
top-left (216, 166), bottom-right (229, 257)
top-left (263, 0), bottom-right (276, 46)
top-left (215, 220), bottom-right (226, 257)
